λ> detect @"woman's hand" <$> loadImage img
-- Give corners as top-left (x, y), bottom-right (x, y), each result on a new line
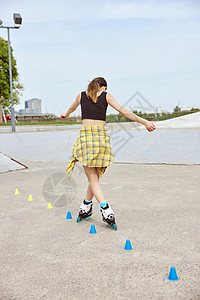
top-left (60, 113), bottom-right (67, 119)
top-left (145, 120), bottom-right (156, 132)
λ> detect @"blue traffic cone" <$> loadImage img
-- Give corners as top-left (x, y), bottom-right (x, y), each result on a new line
top-left (89, 224), bottom-right (97, 234)
top-left (66, 211), bottom-right (72, 219)
top-left (124, 239), bottom-right (133, 250)
top-left (168, 267), bottom-right (179, 281)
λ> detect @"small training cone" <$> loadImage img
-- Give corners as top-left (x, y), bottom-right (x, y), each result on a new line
top-left (47, 201), bottom-right (53, 209)
top-left (66, 211), bottom-right (72, 219)
top-left (168, 267), bottom-right (179, 281)
top-left (89, 224), bottom-right (97, 234)
top-left (28, 194), bottom-right (33, 201)
top-left (15, 188), bottom-right (19, 195)
top-left (124, 239), bottom-right (133, 250)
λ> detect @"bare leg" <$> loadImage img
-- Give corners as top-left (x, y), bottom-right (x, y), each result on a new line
top-left (85, 167), bottom-right (101, 201)
top-left (83, 166), bottom-right (105, 204)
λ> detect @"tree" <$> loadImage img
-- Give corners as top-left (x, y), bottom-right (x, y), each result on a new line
top-left (173, 105), bottom-right (181, 112)
top-left (0, 37), bottom-right (23, 123)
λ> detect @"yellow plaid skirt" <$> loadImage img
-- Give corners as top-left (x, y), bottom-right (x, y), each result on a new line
top-left (66, 125), bottom-right (114, 180)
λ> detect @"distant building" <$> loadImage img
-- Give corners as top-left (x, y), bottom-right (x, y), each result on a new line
top-left (19, 98), bottom-right (42, 116)
top-left (25, 101), bottom-right (29, 109)
top-left (26, 98), bottom-right (42, 115)
top-left (18, 108), bottom-right (36, 115)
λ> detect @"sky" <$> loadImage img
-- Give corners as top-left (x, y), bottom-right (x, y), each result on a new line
top-left (0, 0), bottom-right (200, 117)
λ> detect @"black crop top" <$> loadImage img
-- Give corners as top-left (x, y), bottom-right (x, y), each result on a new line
top-left (80, 91), bottom-right (108, 121)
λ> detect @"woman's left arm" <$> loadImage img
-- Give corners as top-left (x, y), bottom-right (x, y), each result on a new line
top-left (61, 93), bottom-right (81, 118)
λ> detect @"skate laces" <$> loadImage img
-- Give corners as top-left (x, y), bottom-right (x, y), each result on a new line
top-left (80, 199), bottom-right (93, 213)
top-left (101, 203), bottom-right (115, 220)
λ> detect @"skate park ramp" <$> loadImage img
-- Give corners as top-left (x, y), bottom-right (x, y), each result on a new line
top-left (153, 111), bottom-right (200, 129)
top-left (0, 152), bottom-right (27, 173)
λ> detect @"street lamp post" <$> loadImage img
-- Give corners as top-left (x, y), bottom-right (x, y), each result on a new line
top-left (0, 13), bottom-right (22, 132)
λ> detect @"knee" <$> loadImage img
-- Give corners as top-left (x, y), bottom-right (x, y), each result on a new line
top-left (88, 173), bottom-right (98, 183)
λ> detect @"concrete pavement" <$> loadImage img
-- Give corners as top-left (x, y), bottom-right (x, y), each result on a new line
top-left (0, 161), bottom-right (200, 299)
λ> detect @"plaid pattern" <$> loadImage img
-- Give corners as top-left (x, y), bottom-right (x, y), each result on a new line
top-left (66, 125), bottom-right (114, 180)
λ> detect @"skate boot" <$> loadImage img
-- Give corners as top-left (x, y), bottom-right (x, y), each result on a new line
top-left (77, 199), bottom-right (93, 223)
top-left (100, 203), bottom-right (117, 230)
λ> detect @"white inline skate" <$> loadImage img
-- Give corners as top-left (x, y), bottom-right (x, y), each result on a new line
top-left (100, 203), bottom-right (117, 230)
top-left (77, 199), bottom-right (93, 223)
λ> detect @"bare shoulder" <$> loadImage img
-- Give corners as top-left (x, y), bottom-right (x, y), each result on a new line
top-left (106, 92), bottom-right (123, 114)
top-left (106, 92), bottom-right (113, 105)
top-left (106, 92), bottom-right (117, 105)
top-left (77, 92), bottom-right (82, 104)
top-left (71, 92), bottom-right (82, 108)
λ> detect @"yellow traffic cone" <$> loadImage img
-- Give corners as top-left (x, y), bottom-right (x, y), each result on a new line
top-left (28, 194), bottom-right (33, 201)
top-left (15, 188), bottom-right (19, 195)
top-left (47, 201), bottom-right (53, 209)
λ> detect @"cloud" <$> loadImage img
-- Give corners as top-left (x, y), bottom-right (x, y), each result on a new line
top-left (0, 0), bottom-right (78, 23)
top-left (0, 0), bottom-right (102, 23)
top-left (1, 0), bottom-right (199, 25)
top-left (100, 0), bottom-right (200, 20)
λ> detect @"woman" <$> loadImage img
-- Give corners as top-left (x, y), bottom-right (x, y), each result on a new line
top-left (61, 77), bottom-right (156, 230)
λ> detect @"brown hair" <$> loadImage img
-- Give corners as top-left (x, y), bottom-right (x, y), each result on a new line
top-left (86, 77), bottom-right (107, 103)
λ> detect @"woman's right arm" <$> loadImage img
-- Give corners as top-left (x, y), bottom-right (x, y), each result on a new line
top-left (106, 93), bottom-right (156, 132)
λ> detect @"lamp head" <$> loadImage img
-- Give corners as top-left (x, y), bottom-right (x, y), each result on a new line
top-left (0, 19), bottom-right (3, 26)
top-left (13, 13), bottom-right (22, 26)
